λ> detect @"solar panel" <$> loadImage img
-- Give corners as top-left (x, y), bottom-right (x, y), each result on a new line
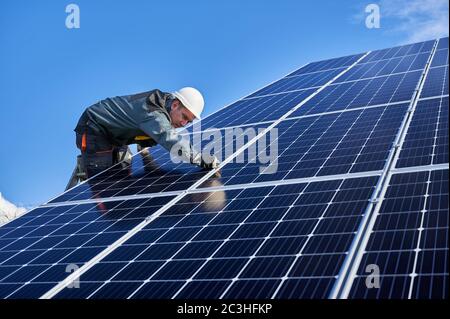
top-left (53, 175), bottom-right (379, 299)
top-left (348, 169), bottom-right (448, 298)
top-left (396, 97), bottom-right (448, 167)
top-left (0, 37), bottom-right (448, 299)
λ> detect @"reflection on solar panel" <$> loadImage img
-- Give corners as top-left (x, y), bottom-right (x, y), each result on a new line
top-left (0, 37), bottom-right (448, 299)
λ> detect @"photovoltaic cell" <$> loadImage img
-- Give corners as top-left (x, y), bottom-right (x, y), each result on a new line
top-left (436, 37), bottom-right (449, 50)
top-left (349, 169), bottom-right (448, 298)
top-left (431, 49), bottom-right (449, 67)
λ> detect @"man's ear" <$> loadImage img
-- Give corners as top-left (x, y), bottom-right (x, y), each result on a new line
top-left (172, 99), bottom-right (180, 110)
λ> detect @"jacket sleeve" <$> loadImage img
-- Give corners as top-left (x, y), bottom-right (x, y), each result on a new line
top-left (138, 111), bottom-right (203, 166)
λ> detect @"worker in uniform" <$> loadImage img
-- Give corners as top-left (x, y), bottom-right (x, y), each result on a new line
top-left (74, 87), bottom-right (220, 179)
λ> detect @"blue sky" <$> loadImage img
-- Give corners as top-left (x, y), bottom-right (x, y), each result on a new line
top-left (0, 0), bottom-right (448, 206)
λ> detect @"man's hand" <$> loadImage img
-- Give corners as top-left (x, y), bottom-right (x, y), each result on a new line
top-left (200, 154), bottom-right (221, 170)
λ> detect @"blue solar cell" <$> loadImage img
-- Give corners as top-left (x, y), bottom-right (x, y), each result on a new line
top-left (195, 258), bottom-right (249, 279)
top-left (215, 238), bottom-right (265, 257)
top-left (240, 256), bottom-right (296, 278)
top-left (174, 280), bottom-right (231, 299)
top-left (431, 49), bottom-right (449, 67)
top-left (413, 274), bottom-right (449, 299)
top-left (436, 37), bottom-right (449, 50)
top-left (223, 279), bottom-right (282, 299)
top-left (114, 261), bottom-right (166, 281)
top-left (257, 236), bottom-right (307, 256)
top-left (275, 278), bottom-right (336, 299)
top-left (89, 282), bottom-right (144, 299)
top-left (130, 281), bottom-right (186, 299)
top-left (289, 253), bottom-right (345, 277)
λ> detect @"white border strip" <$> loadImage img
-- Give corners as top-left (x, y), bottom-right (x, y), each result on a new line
top-left (418, 94), bottom-right (449, 101)
top-left (188, 170), bottom-right (383, 194)
top-left (39, 169), bottom-right (384, 209)
top-left (392, 163), bottom-right (449, 174)
top-left (39, 190), bottom-right (185, 208)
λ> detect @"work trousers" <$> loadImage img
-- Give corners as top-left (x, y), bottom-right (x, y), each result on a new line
top-left (74, 111), bottom-right (123, 178)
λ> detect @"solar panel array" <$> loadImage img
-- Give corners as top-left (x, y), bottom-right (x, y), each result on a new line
top-left (0, 37), bottom-right (448, 299)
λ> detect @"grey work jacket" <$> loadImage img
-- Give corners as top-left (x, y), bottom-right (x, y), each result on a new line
top-left (75, 89), bottom-right (201, 165)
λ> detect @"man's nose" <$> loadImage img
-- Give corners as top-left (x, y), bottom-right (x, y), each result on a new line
top-left (180, 120), bottom-right (187, 127)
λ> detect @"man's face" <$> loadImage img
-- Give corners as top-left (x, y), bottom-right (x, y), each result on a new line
top-left (170, 99), bottom-right (196, 128)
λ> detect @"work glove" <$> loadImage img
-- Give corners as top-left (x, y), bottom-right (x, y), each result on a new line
top-left (200, 154), bottom-right (221, 170)
top-left (200, 154), bottom-right (222, 178)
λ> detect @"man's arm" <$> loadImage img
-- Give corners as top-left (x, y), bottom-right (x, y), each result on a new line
top-left (138, 111), bottom-right (220, 170)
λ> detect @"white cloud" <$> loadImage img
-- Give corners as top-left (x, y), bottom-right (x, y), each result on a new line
top-left (379, 0), bottom-right (449, 43)
top-left (351, 0), bottom-right (449, 43)
top-left (0, 192), bottom-right (27, 226)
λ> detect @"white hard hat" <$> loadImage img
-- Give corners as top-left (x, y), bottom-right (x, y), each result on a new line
top-left (172, 87), bottom-right (204, 120)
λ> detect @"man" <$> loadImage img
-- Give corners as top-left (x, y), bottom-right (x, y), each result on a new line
top-left (74, 87), bottom-right (220, 178)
